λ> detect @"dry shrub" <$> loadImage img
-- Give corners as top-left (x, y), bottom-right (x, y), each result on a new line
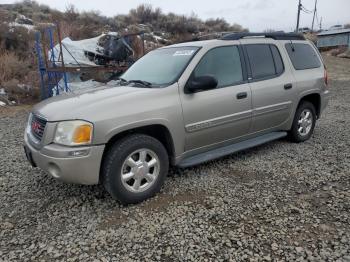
top-left (304, 33), bottom-right (317, 44)
top-left (130, 35), bottom-right (145, 59)
top-left (2, 78), bottom-right (39, 104)
top-left (330, 46), bottom-right (348, 57)
top-left (0, 50), bottom-right (39, 103)
top-left (129, 4), bottom-right (161, 25)
top-left (3, 79), bottom-right (20, 93)
top-left (0, 51), bottom-right (28, 84)
top-left (337, 49), bottom-right (350, 59)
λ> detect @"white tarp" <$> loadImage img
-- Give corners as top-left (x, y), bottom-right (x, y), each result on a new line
top-left (49, 33), bottom-right (121, 66)
top-left (49, 35), bottom-right (102, 66)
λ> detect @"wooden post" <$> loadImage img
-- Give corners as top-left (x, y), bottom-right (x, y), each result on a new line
top-left (296, 0), bottom-right (302, 32)
top-left (311, 0), bottom-right (318, 32)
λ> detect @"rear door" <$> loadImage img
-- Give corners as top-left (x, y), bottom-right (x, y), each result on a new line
top-left (179, 45), bottom-right (252, 151)
top-left (243, 42), bottom-right (296, 133)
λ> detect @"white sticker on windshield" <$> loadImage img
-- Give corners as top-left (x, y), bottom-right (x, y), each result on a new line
top-left (173, 50), bottom-right (195, 56)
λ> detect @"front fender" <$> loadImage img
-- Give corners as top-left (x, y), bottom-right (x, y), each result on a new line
top-left (101, 118), bottom-right (184, 158)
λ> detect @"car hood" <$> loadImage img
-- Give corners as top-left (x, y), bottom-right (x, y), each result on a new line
top-left (33, 85), bottom-right (152, 121)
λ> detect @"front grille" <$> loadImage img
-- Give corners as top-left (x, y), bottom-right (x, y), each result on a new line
top-left (30, 114), bottom-right (47, 141)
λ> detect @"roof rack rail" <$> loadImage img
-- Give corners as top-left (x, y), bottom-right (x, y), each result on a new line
top-left (190, 31), bottom-right (237, 41)
top-left (221, 32), bottom-right (305, 41)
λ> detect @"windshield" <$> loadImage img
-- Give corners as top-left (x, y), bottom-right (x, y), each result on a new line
top-left (122, 46), bottom-right (199, 86)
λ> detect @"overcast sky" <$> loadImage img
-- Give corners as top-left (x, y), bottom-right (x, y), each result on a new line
top-left (1, 0), bottom-right (349, 31)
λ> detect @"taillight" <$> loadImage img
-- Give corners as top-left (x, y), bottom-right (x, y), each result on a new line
top-left (324, 68), bottom-right (328, 86)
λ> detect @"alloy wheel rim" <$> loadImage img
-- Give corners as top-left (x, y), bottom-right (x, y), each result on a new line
top-left (121, 149), bottom-right (160, 193)
top-left (297, 109), bottom-right (313, 136)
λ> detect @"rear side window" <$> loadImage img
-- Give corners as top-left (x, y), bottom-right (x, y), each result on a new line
top-left (245, 44), bottom-right (284, 80)
top-left (193, 46), bottom-right (243, 88)
top-left (285, 43), bottom-right (321, 70)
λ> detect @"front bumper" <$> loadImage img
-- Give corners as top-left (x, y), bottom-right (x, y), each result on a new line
top-left (24, 133), bottom-right (105, 185)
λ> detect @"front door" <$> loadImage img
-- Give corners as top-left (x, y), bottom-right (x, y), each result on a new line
top-left (179, 45), bottom-right (252, 151)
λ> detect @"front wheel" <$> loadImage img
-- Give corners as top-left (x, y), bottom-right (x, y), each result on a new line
top-left (102, 134), bottom-right (169, 204)
top-left (289, 101), bottom-right (316, 143)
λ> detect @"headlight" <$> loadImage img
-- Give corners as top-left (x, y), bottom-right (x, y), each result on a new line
top-left (54, 120), bottom-right (93, 146)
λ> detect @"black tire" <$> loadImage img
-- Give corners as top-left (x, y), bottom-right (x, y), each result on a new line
top-left (289, 101), bottom-right (316, 143)
top-left (101, 134), bottom-right (169, 204)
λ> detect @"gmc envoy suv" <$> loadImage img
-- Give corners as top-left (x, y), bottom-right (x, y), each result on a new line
top-left (24, 33), bottom-right (330, 204)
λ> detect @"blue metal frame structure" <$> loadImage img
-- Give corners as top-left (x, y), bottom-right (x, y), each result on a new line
top-left (35, 25), bottom-right (145, 100)
top-left (35, 26), bottom-right (69, 100)
top-left (35, 32), bottom-right (46, 100)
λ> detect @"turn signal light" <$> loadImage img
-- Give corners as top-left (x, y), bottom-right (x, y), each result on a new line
top-left (73, 125), bottom-right (92, 144)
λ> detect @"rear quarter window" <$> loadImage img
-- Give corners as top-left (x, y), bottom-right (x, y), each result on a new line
top-left (285, 43), bottom-right (321, 70)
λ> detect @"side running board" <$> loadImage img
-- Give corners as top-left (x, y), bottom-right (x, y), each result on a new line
top-left (178, 131), bottom-right (287, 168)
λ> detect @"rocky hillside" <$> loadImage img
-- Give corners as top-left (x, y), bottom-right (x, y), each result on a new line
top-left (0, 1), bottom-right (247, 104)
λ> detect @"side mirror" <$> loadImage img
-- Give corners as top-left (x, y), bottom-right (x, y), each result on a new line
top-left (186, 75), bottom-right (218, 93)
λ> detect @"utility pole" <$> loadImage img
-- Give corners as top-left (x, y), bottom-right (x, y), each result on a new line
top-left (311, 0), bottom-right (318, 32)
top-left (296, 0), bottom-right (302, 32)
top-left (319, 17), bottom-right (323, 31)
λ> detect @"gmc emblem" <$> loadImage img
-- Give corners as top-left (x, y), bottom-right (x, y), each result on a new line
top-left (31, 120), bottom-right (41, 134)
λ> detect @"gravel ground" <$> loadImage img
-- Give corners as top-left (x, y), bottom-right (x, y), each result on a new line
top-left (0, 56), bottom-right (349, 261)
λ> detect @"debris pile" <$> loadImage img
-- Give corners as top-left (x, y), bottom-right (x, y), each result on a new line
top-left (8, 14), bottom-right (35, 31)
top-left (49, 32), bottom-right (137, 67)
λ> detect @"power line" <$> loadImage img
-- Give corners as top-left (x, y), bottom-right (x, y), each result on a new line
top-left (301, 4), bottom-right (313, 14)
top-left (296, 0), bottom-right (316, 32)
top-left (301, 8), bottom-right (312, 14)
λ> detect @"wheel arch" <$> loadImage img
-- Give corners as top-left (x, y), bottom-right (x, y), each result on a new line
top-left (100, 124), bottom-right (176, 180)
top-left (297, 92), bottom-right (321, 118)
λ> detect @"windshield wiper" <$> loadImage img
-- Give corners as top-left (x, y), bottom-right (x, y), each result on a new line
top-left (127, 80), bottom-right (153, 87)
top-left (116, 77), bottom-right (128, 83)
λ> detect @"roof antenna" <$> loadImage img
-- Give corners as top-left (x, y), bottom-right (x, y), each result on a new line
top-left (290, 40), bottom-right (295, 52)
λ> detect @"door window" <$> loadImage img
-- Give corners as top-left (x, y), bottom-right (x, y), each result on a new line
top-left (246, 44), bottom-right (284, 80)
top-left (193, 46), bottom-right (243, 88)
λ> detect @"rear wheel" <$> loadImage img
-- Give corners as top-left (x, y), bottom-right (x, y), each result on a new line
top-left (102, 134), bottom-right (169, 204)
top-left (289, 101), bottom-right (316, 143)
